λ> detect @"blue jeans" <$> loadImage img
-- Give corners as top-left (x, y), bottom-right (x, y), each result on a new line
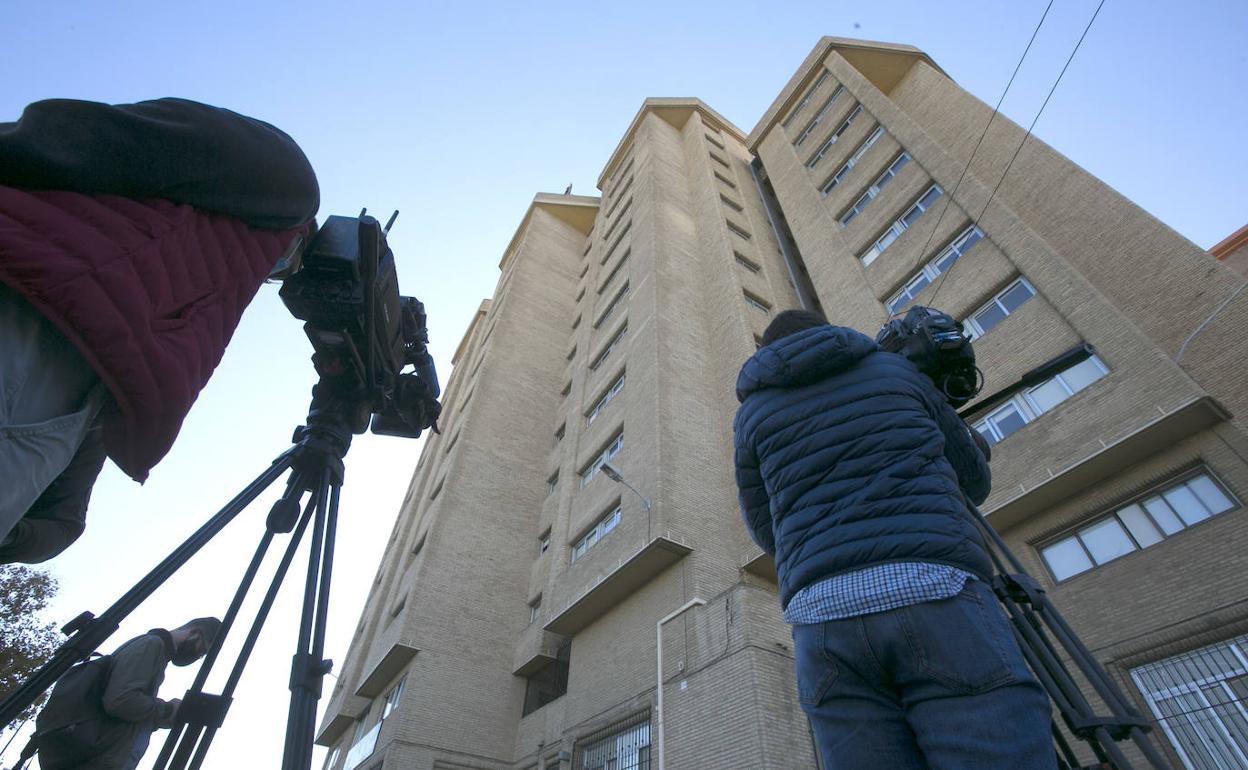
top-left (792, 580), bottom-right (1056, 770)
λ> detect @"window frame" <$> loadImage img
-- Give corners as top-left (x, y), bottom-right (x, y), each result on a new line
top-left (579, 432), bottom-right (624, 488)
top-left (963, 278), bottom-right (1037, 340)
top-left (782, 70), bottom-right (830, 129)
top-left (972, 355), bottom-right (1110, 445)
top-left (794, 85), bottom-right (846, 145)
top-left (585, 371), bottom-right (626, 426)
top-left (821, 125), bottom-right (884, 196)
top-left (570, 503), bottom-right (623, 562)
top-left (859, 184), bottom-right (944, 267)
top-left (840, 152), bottom-right (911, 227)
top-left (806, 104), bottom-right (863, 168)
top-left (885, 226), bottom-right (985, 315)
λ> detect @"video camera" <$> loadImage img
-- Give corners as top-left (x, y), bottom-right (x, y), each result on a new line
top-left (876, 306), bottom-right (982, 408)
top-left (278, 211), bottom-right (441, 438)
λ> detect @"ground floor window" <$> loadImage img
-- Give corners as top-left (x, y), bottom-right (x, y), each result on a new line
top-left (574, 711), bottom-right (651, 770)
top-left (1131, 634), bottom-right (1248, 770)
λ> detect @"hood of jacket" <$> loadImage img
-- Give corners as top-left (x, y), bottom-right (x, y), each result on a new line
top-left (736, 325), bottom-right (879, 402)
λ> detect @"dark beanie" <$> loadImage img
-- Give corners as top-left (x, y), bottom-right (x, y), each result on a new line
top-left (761, 309), bottom-right (828, 347)
top-left (180, 616), bottom-right (223, 645)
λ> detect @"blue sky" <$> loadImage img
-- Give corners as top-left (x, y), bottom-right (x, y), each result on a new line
top-left (3, 1), bottom-right (1245, 767)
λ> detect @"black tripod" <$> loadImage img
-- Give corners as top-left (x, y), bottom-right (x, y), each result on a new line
top-left (964, 500), bottom-right (1172, 770)
top-left (1, 379), bottom-right (363, 770)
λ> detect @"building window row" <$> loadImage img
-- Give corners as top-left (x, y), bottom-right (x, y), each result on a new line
top-left (589, 322), bottom-right (627, 371)
top-left (744, 291), bottom-right (771, 315)
top-left (582, 238), bottom-right (593, 258)
top-left (821, 125), bottom-right (884, 196)
top-left (579, 261), bottom-right (590, 279)
top-left (1130, 633), bottom-right (1248, 770)
top-left (341, 675), bottom-right (407, 770)
top-left (537, 530), bottom-right (551, 556)
top-left (571, 504), bottom-right (622, 562)
top-left (973, 355), bottom-right (1109, 446)
top-left (602, 220), bottom-right (632, 265)
top-left (594, 282), bottom-right (630, 329)
top-left (734, 251), bottom-right (761, 273)
top-left (964, 278), bottom-right (1036, 339)
top-left (841, 152), bottom-right (910, 227)
top-left (782, 70), bottom-right (830, 129)
top-left (598, 249), bottom-right (629, 295)
top-left (607, 156), bottom-right (634, 199)
top-left (709, 152), bottom-right (731, 170)
top-left (714, 170), bottom-right (737, 190)
top-left (575, 286), bottom-right (586, 303)
top-left (720, 194), bottom-right (743, 213)
top-left (806, 104), bottom-right (864, 169)
top-left (528, 595), bottom-right (542, 624)
top-left (794, 85), bottom-right (846, 146)
top-left (859, 184), bottom-right (943, 267)
top-left (603, 201), bottom-right (633, 243)
top-left (1041, 471), bottom-right (1237, 581)
top-left (705, 132), bottom-right (725, 150)
top-left (885, 225), bottom-right (984, 314)
top-left (605, 176), bottom-right (634, 220)
top-left (580, 432), bottom-right (624, 488)
top-left (546, 471), bottom-right (559, 497)
top-left (727, 220), bottom-right (752, 241)
top-left (586, 371), bottom-right (625, 426)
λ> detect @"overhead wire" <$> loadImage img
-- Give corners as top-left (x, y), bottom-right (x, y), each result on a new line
top-left (926, 0), bottom-right (1109, 311)
top-left (900, 0), bottom-right (1056, 320)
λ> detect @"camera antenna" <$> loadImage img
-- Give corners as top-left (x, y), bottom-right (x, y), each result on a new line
top-left (384, 210), bottom-right (399, 235)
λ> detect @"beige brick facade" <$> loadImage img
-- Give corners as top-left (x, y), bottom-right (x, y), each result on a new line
top-left (317, 38), bottom-right (1248, 770)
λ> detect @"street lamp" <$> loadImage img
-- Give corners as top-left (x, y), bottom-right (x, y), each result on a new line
top-left (600, 462), bottom-right (651, 512)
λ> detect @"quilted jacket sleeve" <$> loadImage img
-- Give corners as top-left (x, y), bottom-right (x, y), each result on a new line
top-left (734, 429), bottom-right (776, 555)
top-left (920, 382), bottom-right (991, 506)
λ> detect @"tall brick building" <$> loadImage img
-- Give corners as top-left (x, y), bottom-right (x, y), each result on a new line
top-left (315, 38), bottom-right (1248, 770)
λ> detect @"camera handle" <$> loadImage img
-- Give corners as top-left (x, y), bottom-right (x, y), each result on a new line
top-left (0, 381), bottom-right (358, 770)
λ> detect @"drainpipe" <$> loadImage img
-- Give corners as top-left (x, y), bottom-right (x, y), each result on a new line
top-left (655, 597), bottom-right (706, 770)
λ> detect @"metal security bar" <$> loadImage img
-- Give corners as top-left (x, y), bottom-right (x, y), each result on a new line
top-left (573, 711), bottom-right (651, 770)
top-left (1131, 634), bottom-right (1248, 770)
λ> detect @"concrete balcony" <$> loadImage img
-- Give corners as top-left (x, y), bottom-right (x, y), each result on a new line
top-left (741, 550), bottom-right (777, 584)
top-left (315, 691), bottom-right (370, 746)
top-left (512, 621), bottom-right (567, 676)
top-left (354, 641), bottom-right (419, 698)
top-left (985, 395), bottom-right (1229, 530)
top-left (544, 534), bottom-right (692, 636)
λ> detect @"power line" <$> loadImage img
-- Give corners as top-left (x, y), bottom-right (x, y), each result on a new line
top-left (900, 0), bottom-right (1055, 320)
top-left (927, 0), bottom-right (1109, 311)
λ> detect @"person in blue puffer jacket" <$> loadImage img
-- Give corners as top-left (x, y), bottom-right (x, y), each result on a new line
top-left (734, 309), bottom-right (1054, 770)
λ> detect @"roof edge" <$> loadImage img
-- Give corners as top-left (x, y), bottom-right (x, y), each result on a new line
top-left (746, 36), bottom-right (947, 151)
top-left (596, 98), bottom-right (747, 190)
top-left (499, 193), bottom-right (601, 270)
top-left (1210, 223), bottom-right (1248, 259)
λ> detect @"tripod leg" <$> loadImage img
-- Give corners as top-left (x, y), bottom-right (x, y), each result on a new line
top-left (281, 471), bottom-right (340, 770)
top-left (0, 450), bottom-right (296, 727)
top-left (155, 489), bottom-right (320, 770)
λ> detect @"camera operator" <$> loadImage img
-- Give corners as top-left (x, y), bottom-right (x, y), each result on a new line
top-left (19, 617), bottom-right (221, 770)
top-left (0, 97), bottom-right (319, 564)
top-left (733, 309), bottom-right (1054, 769)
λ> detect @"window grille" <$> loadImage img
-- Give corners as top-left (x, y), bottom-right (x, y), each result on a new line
top-left (573, 711), bottom-right (652, 770)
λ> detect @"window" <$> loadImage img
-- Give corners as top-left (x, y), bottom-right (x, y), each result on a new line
top-left (720, 194), bottom-right (743, 212)
top-left (522, 640), bottom-right (570, 716)
top-left (580, 433), bottom-right (624, 488)
top-left (840, 152), bottom-right (910, 226)
top-left (323, 745), bottom-right (341, 770)
top-left (546, 471), bottom-right (559, 496)
top-left (582, 239), bottom-right (593, 258)
top-left (555, 423), bottom-right (566, 442)
top-left (566, 346), bottom-right (577, 362)
top-left (794, 85), bottom-right (846, 145)
top-left (575, 286), bottom-right (586, 302)
top-left (528, 596), bottom-right (542, 624)
top-left (598, 249), bottom-right (629, 294)
top-left (574, 712), bottom-right (651, 770)
top-left (726, 221), bottom-right (752, 241)
top-left (411, 532), bottom-right (426, 556)
top-left (973, 355), bottom-right (1109, 445)
top-left (429, 475), bottom-right (445, 500)
top-left (608, 157), bottom-right (634, 198)
top-left (579, 261), bottom-right (589, 278)
top-left (586, 372), bottom-right (625, 426)
top-left (713, 171), bottom-right (737, 189)
top-left (964, 278), bottom-right (1036, 339)
top-left (602, 220), bottom-right (632, 265)
top-left (560, 380), bottom-right (572, 397)
top-left (382, 676), bottom-right (406, 719)
top-left (734, 252), bottom-right (761, 273)
top-left (885, 226), bottom-right (985, 314)
top-left (538, 530), bottom-right (551, 555)
top-left (709, 152), bottom-right (730, 169)
top-left (859, 184), bottom-right (943, 266)
top-left (343, 710), bottom-right (380, 770)
top-left (705, 132), bottom-right (725, 150)
top-left (603, 199), bottom-right (633, 242)
top-left (444, 429), bottom-right (461, 454)
top-left (782, 70), bottom-right (829, 129)
top-left (589, 323), bottom-right (627, 371)
top-left (822, 125), bottom-right (884, 196)
top-left (806, 104), bottom-right (863, 168)
top-left (594, 282), bottom-right (630, 329)
top-left (1131, 634), bottom-right (1248, 770)
top-left (605, 177), bottom-right (634, 219)
top-left (1040, 472), bottom-right (1237, 581)
top-left (388, 593), bottom-right (406, 617)
top-left (572, 313), bottom-right (582, 330)
top-left (743, 292), bottom-right (771, 315)
top-left (571, 504), bottom-right (622, 561)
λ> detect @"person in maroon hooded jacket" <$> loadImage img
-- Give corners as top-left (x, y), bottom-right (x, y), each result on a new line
top-left (0, 97), bottom-right (319, 563)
